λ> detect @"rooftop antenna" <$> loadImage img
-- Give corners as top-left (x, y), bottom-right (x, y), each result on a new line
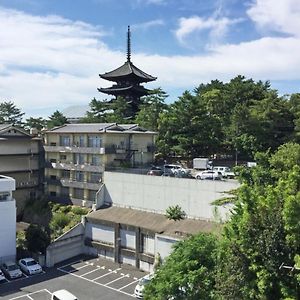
top-left (127, 25), bottom-right (131, 62)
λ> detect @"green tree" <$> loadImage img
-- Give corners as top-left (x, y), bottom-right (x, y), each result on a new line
top-left (47, 110), bottom-right (68, 129)
top-left (144, 233), bottom-right (218, 300)
top-left (216, 143), bottom-right (300, 299)
top-left (81, 97), bottom-right (110, 123)
top-left (25, 224), bottom-right (51, 254)
top-left (24, 117), bottom-right (47, 131)
top-left (135, 88), bottom-right (168, 131)
top-left (0, 101), bottom-right (24, 125)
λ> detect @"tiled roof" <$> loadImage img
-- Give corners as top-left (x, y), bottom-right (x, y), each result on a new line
top-left (100, 61), bottom-right (156, 83)
top-left (46, 123), bottom-right (156, 134)
top-left (86, 206), bottom-right (219, 238)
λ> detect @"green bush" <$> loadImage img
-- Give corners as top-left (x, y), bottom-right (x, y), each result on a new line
top-left (25, 224), bottom-right (50, 254)
top-left (50, 213), bottom-right (71, 230)
top-left (165, 205), bottom-right (186, 221)
top-left (71, 206), bottom-right (89, 215)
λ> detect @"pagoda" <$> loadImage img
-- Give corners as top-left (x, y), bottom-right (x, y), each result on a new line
top-left (98, 26), bottom-right (157, 118)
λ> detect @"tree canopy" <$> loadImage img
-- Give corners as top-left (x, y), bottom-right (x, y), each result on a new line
top-left (0, 101), bottom-right (24, 125)
top-left (146, 143), bottom-right (300, 299)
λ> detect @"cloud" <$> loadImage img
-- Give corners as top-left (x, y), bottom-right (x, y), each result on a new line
top-left (247, 0), bottom-right (300, 37)
top-left (1, 6), bottom-right (300, 119)
top-left (131, 19), bottom-right (165, 31)
top-left (175, 15), bottom-right (242, 45)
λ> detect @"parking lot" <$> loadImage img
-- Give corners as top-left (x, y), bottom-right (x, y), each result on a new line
top-left (0, 256), bottom-right (148, 300)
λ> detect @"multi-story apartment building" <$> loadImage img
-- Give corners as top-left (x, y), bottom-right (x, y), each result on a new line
top-left (0, 175), bottom-right (16, 264)
top-left (44, 123), bottom-right (156, 207)
top-left (0, 124), bottom-right (44, 215)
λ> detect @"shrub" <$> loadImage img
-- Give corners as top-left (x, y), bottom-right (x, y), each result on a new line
top-left (165, 205), bottom-right (186, 221)
top-left (71, 206), bottom-right (89, 215)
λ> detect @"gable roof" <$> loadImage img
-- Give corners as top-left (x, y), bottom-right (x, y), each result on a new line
top-left (0, 124), bottom-right (32, 137)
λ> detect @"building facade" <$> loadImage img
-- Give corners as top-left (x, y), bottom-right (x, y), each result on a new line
top-left (0, 175), bottom-right (16, 264)
top-left (0, 124), bottom-right (44, 215)
top-left (44, 123), bottom-right (156, 207)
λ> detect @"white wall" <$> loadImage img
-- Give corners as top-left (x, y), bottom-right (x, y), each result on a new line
top-left (85, 223), bottom-right (114, 244)
top-left (0, 200), bottom-right (16, 264)
top-left (120, 229), bottom-right (135, 249)
top-left (103, 172), bottom-right (238, 221)
top-left (155, 234), bottom-right (179, 261)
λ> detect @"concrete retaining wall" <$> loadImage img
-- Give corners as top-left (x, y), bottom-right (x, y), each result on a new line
top-left (103, 172), bottom-right (238, 221)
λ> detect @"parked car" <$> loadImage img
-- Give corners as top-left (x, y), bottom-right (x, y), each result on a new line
top-left (213, 166), bottom-right (235, 179)
top-left (134, 274), bottom-right (153, 299)
top-left (147, 166), bottom-right (163, 176)
top-left (1, 261), bottom-right (22, 279)
top-left (163, 164), bottom-right (187, 176)
top-left (19, 258), bottom-right (42, 275)
top-left (195, 170), bottom-right (222, 180)
top-left (0, 269), bottom-right (6, 283)
top-left (52, 289), bottom-right (78, 300)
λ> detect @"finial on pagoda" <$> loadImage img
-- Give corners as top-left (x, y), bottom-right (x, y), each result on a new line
top-left (127, 25), bottom-right (131, 62)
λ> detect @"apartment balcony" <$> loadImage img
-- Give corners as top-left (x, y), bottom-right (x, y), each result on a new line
top-left (60, 179), bottom-right (101, 190)
top-left (45, 161), bottom-right (104, 173)
top-left (44, 144), bottom-right (120, 155)
top-left (16, 180), bottom-right (39, 189)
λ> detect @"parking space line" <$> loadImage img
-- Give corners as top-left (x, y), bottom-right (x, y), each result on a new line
top-left (92, 268), bottom-right (121, 280)
top-left (58, 260), bottom-right (82, 269)
top-left (8, 289), bottom-right (50, 300)
top-left (118, 278), bottom-right (140, 291)
top-left (105, 274), bottom-right (127, 286)
top-left (81, 268), bottom-right (100, 277)
top-left (57, 267), bottom-right (134, 298)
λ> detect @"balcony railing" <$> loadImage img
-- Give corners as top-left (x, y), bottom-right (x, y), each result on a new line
top-left (60, 179), bottom-right (101, 190)
top-left (16, 180), bottom-right (39, 188)
top-left (45, 161), bottom-right (104, 173)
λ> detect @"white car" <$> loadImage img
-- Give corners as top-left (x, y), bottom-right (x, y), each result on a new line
top-left (18, 258), bottom-right (43, 275)
top-left (0, 269), bottom-right (6, 283)
top-left (213, 166), bottom-right (235, 179)
top-left (51, 289), bottom-right (78, 300)
top-left (134, 274), bottom-right (153, 299)
top-left (195, 170), bottom-right (222, 180)
top-left (1, 261), bottom-right (22, 279)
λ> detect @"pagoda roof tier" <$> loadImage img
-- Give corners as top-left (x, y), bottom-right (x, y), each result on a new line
top-left (98, 84), bottom-right (150, 96)
top-left (100, 61), bottom-right (156, 83)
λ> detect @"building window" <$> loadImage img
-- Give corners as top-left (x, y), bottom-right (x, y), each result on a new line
top-left (74, 135), bottom-right (85, 147)
top-left (74, 153), bottom-right (84, 164)
top-left (73, 188), bottom-right (84, 199)
top-left (141, 233), bottom-right (155, 254)
top-left (91, 154), bottom-right (101, 166)
top-left (61, 187), bottom-right (69, 197)
top-left (89, 190), bottom-right (97, 202)
top-left (88, 136), bottom-right (102, 148)
top-left (60, 135), bottom-right (71, 146)
top-left (90, 172), bottom-right (101, 183)
top-left (75, 171), bottom-right (84, 182)
top-left (61, 169), bottom-right (70, 179)
top-left (60, 154), bottom-right (67, 161)
top-left (50, 191), bottom-right (56, 197)
top-left (50, 158), bottom-right (57, 163)
top-left (50, 175), bottom-right (56, 180)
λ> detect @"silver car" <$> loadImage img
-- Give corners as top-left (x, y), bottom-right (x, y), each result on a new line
top-left (1, 261), bottom-right (22, 279)
top-left (195, 170), bottom-right (222, 180)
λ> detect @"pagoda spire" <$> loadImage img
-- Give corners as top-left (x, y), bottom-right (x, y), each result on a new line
top-left (127, 25), bottom-right (131, 62)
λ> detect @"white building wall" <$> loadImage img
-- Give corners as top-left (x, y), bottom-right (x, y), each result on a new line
top-left (103, 172), bottom-right (238, 221)
top-left (85, 223), bottom-right (114, 244)
top-left (120, 229), bottom-right (135, 248)
top-left (0, 176), bottom-right (16, 264)
top-left (155, 234), bottom-right (179, 261)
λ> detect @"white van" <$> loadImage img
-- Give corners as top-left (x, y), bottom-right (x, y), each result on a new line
top-left (51, 290), bottom-right (77, 300)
